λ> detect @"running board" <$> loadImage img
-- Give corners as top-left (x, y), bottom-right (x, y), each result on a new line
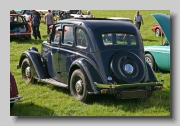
top-left (40, 78), bottom-right (68, 88)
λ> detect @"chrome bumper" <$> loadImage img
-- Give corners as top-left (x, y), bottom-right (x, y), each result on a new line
top-left (95, 82), bottom-right (163, 89)
top-left (10, 96), bottom-right (23, 103)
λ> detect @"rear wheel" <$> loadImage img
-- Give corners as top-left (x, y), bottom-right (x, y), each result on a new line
top-left (145, 53), bottom-right (155, 71)
top-left (21, 58), bottom-right (37, 84)
top-left (70, 69), bottom-right (90, 102)
top-left (25, 35), bottom-right (31, 41)
top-left (155, 28), bottom-right (161, 37)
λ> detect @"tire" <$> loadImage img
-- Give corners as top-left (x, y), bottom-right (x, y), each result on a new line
top-left (10, 103), bottom-right (14, 109)
top-left (110, 51), bottom-right (145, 84)
top-left (21, 58), bottom-right (37, 84)
top-left (155, 28), bottom-right (161, 37)
top-left (145, 53), bottom-right (155, 71)
top-left (70, 69), bottom-right (90, 102)
top-left (25, 35), bottom-right (31, 41)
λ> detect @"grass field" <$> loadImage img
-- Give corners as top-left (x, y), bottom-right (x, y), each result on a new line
top-left (10, 10), bottom-right (170, 116)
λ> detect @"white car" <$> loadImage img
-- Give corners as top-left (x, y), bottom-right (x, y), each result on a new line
top-left (22, 10), bottom-right (31, 22)
top-left (107, 17), bottom-right (133, 23)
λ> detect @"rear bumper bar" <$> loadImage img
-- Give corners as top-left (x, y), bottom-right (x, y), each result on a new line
top-left (95, 82), bottom-right (162, 89)
top-left (10, 96), bottom-right (23, 103)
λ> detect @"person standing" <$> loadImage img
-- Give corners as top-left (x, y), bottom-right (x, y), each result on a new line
top-left (30, 10), bottom-right (41, 40)
top-left (44, 10), bottom-right (54, 34)
top-left (10, 10), bottom-right (17, 14)
top-left (134, 11), bottom-right (144, 30)
top-left (87, 10), bottom-right (94, 18)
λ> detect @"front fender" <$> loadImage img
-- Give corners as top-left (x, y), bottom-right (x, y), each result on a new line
top-left (17, 49), bottom-right (48, 79)
top-left (69, 58), bottom-right (104, 94)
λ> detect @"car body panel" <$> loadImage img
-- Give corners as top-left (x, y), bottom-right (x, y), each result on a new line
top-left (10, 72), bottom-right (22, 107)
top-left (150, 14), bottom-right (170, 44)
top-left (144, 13), bottom-right (170, 71)
top-left (152, 24), bottom-right (164, 35)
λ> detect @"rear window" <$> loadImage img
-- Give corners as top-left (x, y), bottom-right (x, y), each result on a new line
top-left (102, 33), bottom-right (137, 46)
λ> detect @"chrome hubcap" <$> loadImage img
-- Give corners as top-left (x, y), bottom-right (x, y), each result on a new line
top-left (145, 57), bottom-right (152, 67)
top-left (75, 80), bottom-right (83, 94)
top-left (25, 67), bottom-right (31, 78)
top-left (124, 64), bottom-right (134, 74)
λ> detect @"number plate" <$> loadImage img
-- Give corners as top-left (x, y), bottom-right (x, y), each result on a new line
top-left (118, 90), bottom-right (147, 99)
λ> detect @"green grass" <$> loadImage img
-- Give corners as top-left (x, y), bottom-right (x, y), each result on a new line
top-left (10, 10), bottom-right (170, 116)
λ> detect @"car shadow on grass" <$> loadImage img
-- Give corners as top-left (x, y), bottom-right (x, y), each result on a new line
top-left (34, 81), bottom-right (70, 96)
top-left (10, 102), bottom-right (55, 116)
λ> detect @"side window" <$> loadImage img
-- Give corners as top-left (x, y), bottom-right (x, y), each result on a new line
top-left (63, 26), bottom-right (74, 45)
top-left (53, 26), bottom-right (61, 44)
top-left (76, 28), bottom-right (88, 47)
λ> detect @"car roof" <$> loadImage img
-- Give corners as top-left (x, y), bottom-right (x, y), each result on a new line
top-left (57, 18), bottom-right (137, 34)
top-left (58, 18), bottom-right (133, 25)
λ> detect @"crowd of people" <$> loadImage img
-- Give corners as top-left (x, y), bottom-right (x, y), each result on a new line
top-left (10, 10), bottom-right (143, 40)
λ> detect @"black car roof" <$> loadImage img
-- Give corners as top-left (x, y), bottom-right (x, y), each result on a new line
top-left (57, 18), bottom-right (137, 33)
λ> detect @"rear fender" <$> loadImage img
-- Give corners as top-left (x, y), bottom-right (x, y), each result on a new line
top-left (69, 58), bottom-right (103, 93)
top-left (17, 49), bottom-right (48, 79)
top-left (146, 62), bottom-right (158, 82)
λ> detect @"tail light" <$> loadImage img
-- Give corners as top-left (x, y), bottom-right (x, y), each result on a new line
top-left (154, 86), bottom-right (163, 90)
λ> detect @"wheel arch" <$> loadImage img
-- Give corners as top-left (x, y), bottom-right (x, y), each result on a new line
top-left (17, 50), bottom-right (49, 79)
top-left (68, 58), bottom-right (102, 94)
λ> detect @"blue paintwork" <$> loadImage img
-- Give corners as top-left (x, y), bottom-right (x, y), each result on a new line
top-left (144, 13), bottom-right (170, 71)
top-left (19, 18), bottom-right (159, 95)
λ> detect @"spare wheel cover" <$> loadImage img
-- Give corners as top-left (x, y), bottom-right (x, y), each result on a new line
top-left (110, 51), bottom-right (145, 84)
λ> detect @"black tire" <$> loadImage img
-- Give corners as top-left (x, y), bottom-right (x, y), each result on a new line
top-left (24, 35), bottom-right (31, 41)
top-left (10, 103), bottom-right (14, 109)
top-left (70, 69), bottom-right (90, 102)
top-left (145, 53), bottom-right (155, 71)
top-left (21, 58), bottom-right (37, 84)
top-left (110, 51), bottom-right (145, 84)
top-left (155, 28), bottom-right (161, 37)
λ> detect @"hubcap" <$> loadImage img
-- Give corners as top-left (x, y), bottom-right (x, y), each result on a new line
top-left (156, 29), bottom-right (160, 37)
top-left (145, 57), bottom-right (152, 67)
top-left (75, 80), bottom-right (83, 94)
top-left (124, 64), bottom-right (134, 74)
top-left (25, 67), bottom-right (31, 78)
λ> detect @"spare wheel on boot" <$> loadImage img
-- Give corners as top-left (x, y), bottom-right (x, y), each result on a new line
top-left (110, 51), bottom-right (145, 84)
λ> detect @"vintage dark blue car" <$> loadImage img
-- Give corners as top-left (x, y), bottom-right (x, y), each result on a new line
top-left (17, 18), bottom-right (163, 102)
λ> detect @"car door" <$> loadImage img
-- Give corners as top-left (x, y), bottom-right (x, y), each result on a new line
top-left (59, 24), bottom-right (76, 83)
top-left (44, 24), bottom-right (62, 81)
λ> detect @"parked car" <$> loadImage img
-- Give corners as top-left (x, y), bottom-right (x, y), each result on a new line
top-left (10, 14), bottom-right (31, 40)
top-left (52, 10), bottom-right (60, 21)
top-left (10, 72), bottom-right (22, 109)
top-left (17, 18), bottom-right (163, 102)
top-left (22, 10), bottom-right (31, 22)
top-left (144, 13), bottom-right (170, 72)
top-left (14, 10), bottom-right (22, 14)
top-left (152, 24), bottom-right (164, 37)
top-left (107, 17), bottom-right (133, 23)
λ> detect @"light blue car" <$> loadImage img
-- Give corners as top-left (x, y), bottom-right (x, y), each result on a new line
top-left (144, 13), bottom-right (170, 72)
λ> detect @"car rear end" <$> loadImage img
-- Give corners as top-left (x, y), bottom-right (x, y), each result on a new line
top-left (86, 20), bottom-right (163, 99)
top-left (10, 14), bottom-right (31, 40)
top-left (10, 72), bottom-right (22, 108)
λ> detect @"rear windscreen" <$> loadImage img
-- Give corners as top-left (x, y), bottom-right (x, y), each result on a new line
top-left (102, 33), bottom-right (137, 46)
